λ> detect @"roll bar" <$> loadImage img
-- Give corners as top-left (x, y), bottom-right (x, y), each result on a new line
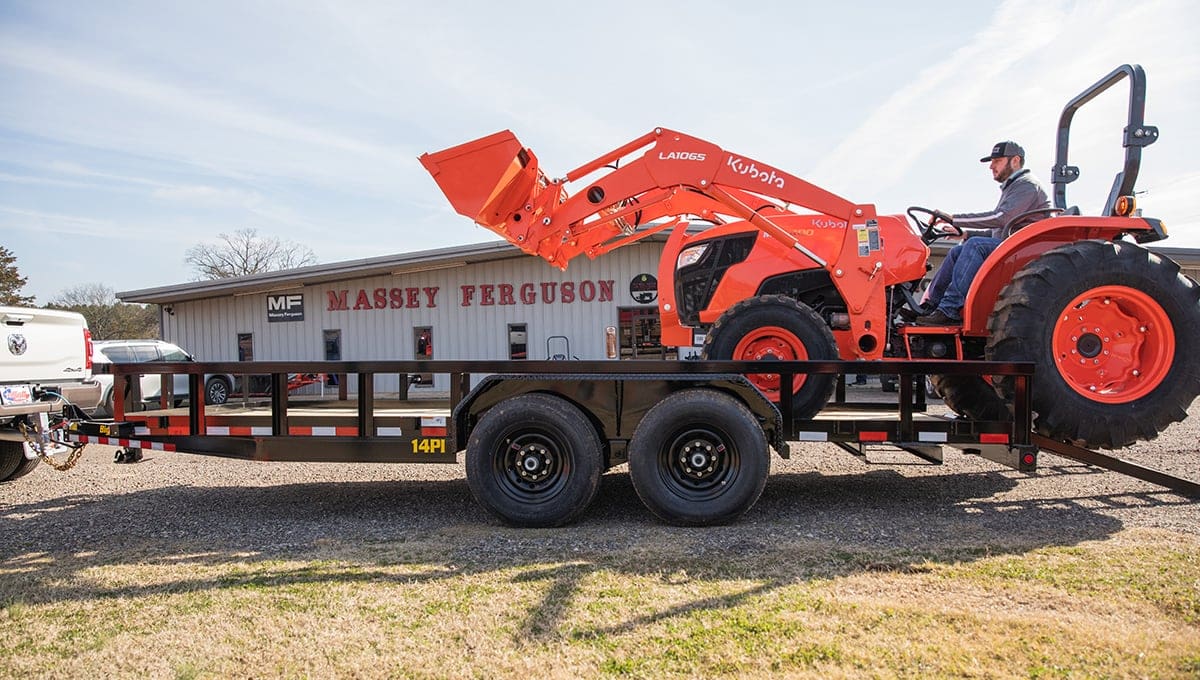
top-left (1052, 64), bottom-right (1158, 216)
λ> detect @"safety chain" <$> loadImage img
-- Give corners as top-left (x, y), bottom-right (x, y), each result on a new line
top-left (18, 420), bottom-right (87, 472)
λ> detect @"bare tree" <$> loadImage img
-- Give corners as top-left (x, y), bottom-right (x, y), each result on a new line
top-left (49, 283), bottom-right (159, 340)
top-left (184, 228), bottom-right (317, 280)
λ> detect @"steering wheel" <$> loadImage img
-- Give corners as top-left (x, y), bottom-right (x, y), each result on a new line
top-left (907, 206), bottom-right (963, 244)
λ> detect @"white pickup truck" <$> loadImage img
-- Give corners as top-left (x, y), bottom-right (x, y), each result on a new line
top-left (1, 305), bottom-right (101, 482)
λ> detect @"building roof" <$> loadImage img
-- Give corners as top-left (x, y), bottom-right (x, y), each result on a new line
top-left (118, 239), bottom-right (531, 305)
top-left (119, 236), bottom-right (1200, 306)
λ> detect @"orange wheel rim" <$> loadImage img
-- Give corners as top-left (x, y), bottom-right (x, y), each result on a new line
top-left (732, 325), bottom-right (809, 400)
top-left (1051, 285), bottom-right (1174, 403)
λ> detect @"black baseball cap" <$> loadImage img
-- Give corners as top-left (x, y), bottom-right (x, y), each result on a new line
top-left (981, 141), bottom-right (1025, 162)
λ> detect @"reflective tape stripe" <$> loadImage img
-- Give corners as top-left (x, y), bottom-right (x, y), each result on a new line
top-left (980, 433), bottom-right (1010, 444)
top-left (376, 427), bottom-right (404, 437)
top-left (795, 431), bottom-right (828, 442)
top-left (859, 431), bottom-right (888, 442)
top-left (917, 431), bottom-right (948, 443)
top-left (68, 434), bottom-right (176, 452)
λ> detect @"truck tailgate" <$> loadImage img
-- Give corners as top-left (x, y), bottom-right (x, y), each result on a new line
top-left (1, 307), bottom-right (91, 384)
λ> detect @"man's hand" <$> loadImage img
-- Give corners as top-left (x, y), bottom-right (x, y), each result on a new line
top-left (931, 209), bottom-right (954, 225)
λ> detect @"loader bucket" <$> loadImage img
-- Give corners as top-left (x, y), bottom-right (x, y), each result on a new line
top-left (419, 130), bottom-right (548, 232)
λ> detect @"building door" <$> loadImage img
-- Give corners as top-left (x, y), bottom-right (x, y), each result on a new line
top-left (618, 307), bottom-right (675, 360)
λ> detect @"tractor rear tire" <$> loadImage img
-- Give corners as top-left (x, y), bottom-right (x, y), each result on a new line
top-left (928, 374), bottom-right (1010, 422)
top-left (702, 295), bottom-right (838, 420)
top-left (986, 240), bottom-right (1200, 448)
top-left (0, 441), bottom-right (40, 484)
top-left (628, 389), bottom-right (770, 526)
top-left (466, 393), bottom-right (603, 527)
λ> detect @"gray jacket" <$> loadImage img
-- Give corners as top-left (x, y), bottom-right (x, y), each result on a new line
top-left (953, 168), bottom-right (1050, 239)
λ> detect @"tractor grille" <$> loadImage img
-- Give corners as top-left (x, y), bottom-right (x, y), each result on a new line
top-left (675, 234), bottom-right (756, 325)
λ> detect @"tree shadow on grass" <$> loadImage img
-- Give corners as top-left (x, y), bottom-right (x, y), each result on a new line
top-left (0, 462), bottom-right (1192, 643)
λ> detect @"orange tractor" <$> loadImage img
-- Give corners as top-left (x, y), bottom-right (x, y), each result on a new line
top-left (420, 64), bottom-right (1200, 450)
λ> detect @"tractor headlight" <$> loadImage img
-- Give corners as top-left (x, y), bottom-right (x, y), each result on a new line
top-left (677, 244), bottom-right (709, 269)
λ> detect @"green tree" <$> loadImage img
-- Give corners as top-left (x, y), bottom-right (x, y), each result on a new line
top-left (185, 228), bottom-right (316, 280)
top-left (48, 283), bottom-right (159, 340)
top-left (0, 245), bottom-right (35, 306)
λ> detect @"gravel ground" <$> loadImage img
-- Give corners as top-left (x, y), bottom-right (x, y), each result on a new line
top-left (1, 390), bottom-right (1197, 561)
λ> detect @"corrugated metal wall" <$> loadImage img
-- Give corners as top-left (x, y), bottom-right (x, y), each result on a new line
top-left (162, 243), bottom-right (666, 394)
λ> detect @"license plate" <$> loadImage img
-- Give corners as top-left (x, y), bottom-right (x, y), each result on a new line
top-left (1, 384), bottom-right (34, 405)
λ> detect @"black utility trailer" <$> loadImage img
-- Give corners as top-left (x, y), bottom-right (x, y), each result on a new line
top-left (65, 359), bottom-right (1198, 527)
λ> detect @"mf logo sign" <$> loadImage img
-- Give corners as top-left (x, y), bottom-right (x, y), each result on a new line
top-left (267, 294), bottom-right (305, 322)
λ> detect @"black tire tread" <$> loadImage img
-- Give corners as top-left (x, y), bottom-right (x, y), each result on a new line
top-left (986, 240), bottom-right (1200, 448)
top-left (466, 393), bottom-right (603, 527)
top-left (628, 389), bottom-right (770, 526)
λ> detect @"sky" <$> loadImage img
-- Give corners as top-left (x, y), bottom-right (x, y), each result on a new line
top-left (1, 0), bottom-right (1197, 304)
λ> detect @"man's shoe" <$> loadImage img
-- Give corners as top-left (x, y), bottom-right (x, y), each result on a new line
top-left (897, 306), bottom-right (921, 322)
top-left (915, 309), bottom-right (962, 326)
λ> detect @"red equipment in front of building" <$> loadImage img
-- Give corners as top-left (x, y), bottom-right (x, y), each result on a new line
top-left (421, 64), bottom-right (1200, 450)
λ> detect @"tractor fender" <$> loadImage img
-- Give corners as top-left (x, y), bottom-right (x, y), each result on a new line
top-left (961, 216), bottom-right (1160, 334)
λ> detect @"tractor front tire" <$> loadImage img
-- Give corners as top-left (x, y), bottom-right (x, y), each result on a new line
top-left (702, 295), bottom-right (838, 420)
top-left (987, 240), bottom-right (1200, 448)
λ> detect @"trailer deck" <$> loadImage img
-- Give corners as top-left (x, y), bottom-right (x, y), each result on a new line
top-left (63, 359), bottom-right (1198, 521)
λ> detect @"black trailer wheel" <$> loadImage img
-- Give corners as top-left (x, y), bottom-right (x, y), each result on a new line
top-left (928, 374), bottom-right (1010, 421)
top-left (466, 393), bottom-right (603, 527)
top-left (0, 441), bottom-right (40, 484)
top-left (628, 389), bottom-right (770, 526)
top-left (702, 295), bottom-right (838, 420)
top-left (987, 240), bottom-right (1200, 448)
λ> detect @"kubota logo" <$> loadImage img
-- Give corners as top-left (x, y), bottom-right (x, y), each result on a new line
top-left (658, 151), bottom-right (707, 161)
top-left (727, 157), bottom-right (785, 189)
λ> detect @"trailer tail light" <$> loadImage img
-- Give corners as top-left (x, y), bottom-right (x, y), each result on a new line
top-left (1114, 195), bottom-right (1136, 216)
top-left (83, 328), bottom-right (93, 372)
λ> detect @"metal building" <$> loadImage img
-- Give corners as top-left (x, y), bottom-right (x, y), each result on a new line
top-left (119, 239), bottom-right (677, 395)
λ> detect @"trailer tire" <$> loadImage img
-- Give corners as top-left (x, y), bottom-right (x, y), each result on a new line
top-left (0, 441), bottom-right (40, 484)
top-left (928, 374), bottom-right (1010, 422)
top-left (466, 393), bottom-right (603, 527)
top-left (702, 295), bottom-right (838, 420)
top-left (628, 389), bottom-right (769, 526)
top-left (987, 240), bottom-right (1200, 448)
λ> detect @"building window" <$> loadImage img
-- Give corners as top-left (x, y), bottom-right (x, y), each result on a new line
top-left (237, 333), bottom-right (254, 362)
top-left (412, 326), bottom-right (433, 387)
top-left (323, 329), bottom-right (342, 361)
top-left (508, 323), bottom-right (527, 360)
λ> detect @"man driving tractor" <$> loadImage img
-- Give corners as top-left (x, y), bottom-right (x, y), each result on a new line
top-left (914, 140), bottom-right (1050, 326)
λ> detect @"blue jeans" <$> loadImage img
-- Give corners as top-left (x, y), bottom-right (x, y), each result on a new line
top-left (935, 237), bottom-right (1002, 319)
top-left (922, 243), bottom-right (961, 309)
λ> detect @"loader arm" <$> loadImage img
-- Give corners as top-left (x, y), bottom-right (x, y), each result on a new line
top-left (420, 128), bottom-right (879, 271)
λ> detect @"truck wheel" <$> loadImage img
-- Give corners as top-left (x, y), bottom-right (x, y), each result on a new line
top-left (702, 295), bottom-right (838, 420)
top-left (628, 389), bottom-right (770, 526)
top-left (928, 374), bottom-right (1010, 421)
top-left (466, 393), bottom-right (603, 527)
top-left (987, 240), bottom-right (1200, 448)
top-left (205, 377), bottom-right (230, 405)
top-left (0, 441), bottom-right (40, 484)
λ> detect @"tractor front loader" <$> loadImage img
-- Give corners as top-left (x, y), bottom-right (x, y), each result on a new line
top-left (420, 64), bottom-right (1200, 449)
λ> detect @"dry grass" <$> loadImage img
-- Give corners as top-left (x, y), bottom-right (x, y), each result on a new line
top-left (2, 527), bottom-right (1198, 679)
